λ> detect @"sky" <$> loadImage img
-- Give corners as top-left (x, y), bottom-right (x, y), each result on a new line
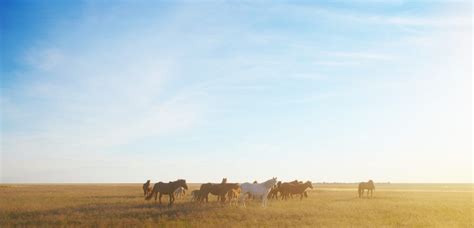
top-left (0, 0), bottom-right (472, 183)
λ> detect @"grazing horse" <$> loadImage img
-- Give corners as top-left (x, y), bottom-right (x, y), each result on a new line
top-left (191, 190), bottom-right (201, 202)
top-left (199, 182), bottom-right (240, 203)
top-left (174, 186), bottom-right (186, 199)
top-left (268, 181), bottom-right (281, 200)
top-left (145, 179), bottom-right (188, 206)
top-left (280, 181), bottom-right (313, 200)
top-left (227, 188), bottom-right (241, 206)
top-left (358, 180), bottom-right (375, 198)
top-left (143, 180), bottom-right (152, 196)
top-left (239, 177), bottom-right (277, 207)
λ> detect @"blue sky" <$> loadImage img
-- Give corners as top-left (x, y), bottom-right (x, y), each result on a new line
top-left (1, 0), bottom-right (472, 183)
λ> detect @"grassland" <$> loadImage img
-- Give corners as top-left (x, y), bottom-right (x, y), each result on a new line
top-left (0, 183), bottom-right (472, 227)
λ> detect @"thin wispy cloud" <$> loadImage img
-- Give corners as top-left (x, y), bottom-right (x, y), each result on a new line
top-left (1, 1), bottom-right (471, 183)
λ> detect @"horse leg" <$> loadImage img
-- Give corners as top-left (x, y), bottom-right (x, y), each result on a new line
top-left (238, 192), bottom-right (246, 207)
top-left (169, 194), bottom-right (174, 206)
top-left (158, 193), bottom-right (163, 205)
top-left (263, 193), bottom-right (269, 207)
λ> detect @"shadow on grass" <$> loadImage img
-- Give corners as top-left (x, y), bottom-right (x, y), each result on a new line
top-left (84, 195), bottom-right (142, 200)
top-left (2, 199), bottom-right (235, 225)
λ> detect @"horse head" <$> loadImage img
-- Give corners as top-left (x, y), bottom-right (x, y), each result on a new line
top-left (368, 180), bottom-right (375, 189)
top-left (305, 181), bottom-right (313, 189)
top-left (264, 177), bottom-right (278, 188)
top-left (177, 179), bottom-right (188, 190)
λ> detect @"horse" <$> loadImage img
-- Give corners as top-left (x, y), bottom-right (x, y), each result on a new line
top-left (191, 190), bottom-right (201, 202)
top-left (358, 180), bottom-right (375, 198)
top-left (174, 186), bottom-right (186, 199)
top-left (143, 180), bottom-right (152, 196)
top-left (145, 179), bottom-right (188, 206)
top-left (239, 177), bottom-right (277, 207)
top-left (267, 181), bottom-right (281, 200)
top-left (279, 181), bottom-right (313, 200)
top-left (199, 182), bottom-right (240, 203)
top-left (227, 188), bottom-right (241, 206)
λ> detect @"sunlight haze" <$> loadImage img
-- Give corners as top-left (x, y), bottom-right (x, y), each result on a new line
top-left (0, 0), bottom-right (472, 183)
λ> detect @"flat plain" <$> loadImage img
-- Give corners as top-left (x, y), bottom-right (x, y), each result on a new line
top-left (0, 183), bottom-right (472, 227)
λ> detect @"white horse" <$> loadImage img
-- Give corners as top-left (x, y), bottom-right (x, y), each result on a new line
top-left (174, 186), bottom-right (186, 199)
top-left (239, 177), bottom-right (277, 207)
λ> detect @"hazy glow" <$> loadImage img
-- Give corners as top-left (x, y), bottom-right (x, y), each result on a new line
top-left (0, 1), bottom-right (472, 183)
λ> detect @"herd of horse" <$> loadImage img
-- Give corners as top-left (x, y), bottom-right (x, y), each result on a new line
top-left (142, 178), bottom-right (376, 207)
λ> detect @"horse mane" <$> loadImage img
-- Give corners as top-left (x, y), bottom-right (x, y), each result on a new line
top-left (262, 178), bottom-right (277, 188)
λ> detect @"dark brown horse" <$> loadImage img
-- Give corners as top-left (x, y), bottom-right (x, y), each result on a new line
top-left (279, 181), bottom-right (313, 200)
top-left (198, 182), bottom-right (240, 203)
top-left (267, 181), bottom-right (281, 200)
top-left (145, 179), bottom-right (188, 206)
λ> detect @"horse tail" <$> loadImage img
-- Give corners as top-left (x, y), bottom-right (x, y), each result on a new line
top-left (145, 184), bottom-right (158, 200)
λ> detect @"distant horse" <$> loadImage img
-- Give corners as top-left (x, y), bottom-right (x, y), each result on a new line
top-left (145, 179), bottom-right (188, 206)
top-left (280, 181), bottom-right (313, 200)
top-left (174, 186), bottom-right (186, 199)
top-left (268, 181), bottom-right (281, 200)
top-left (227, 188), bottom-right (241, 206)
top-left (289, 180), bottom-right (309, 199)
top-left (191, 190), bottom-right (201, 202)
top-left (239, 177), bottom-right (277, 207)
top-left (358, 180), bottom-right (375, 198)
top-left (143, 180), bottom-right (152, 196)
top-left (199, 182), bottom-right (240, 203)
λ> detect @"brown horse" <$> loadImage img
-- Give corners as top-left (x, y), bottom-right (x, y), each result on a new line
top-left (191, 190), bottom-right (201, 202)
top-left (227, 188), bottom-right (240, 206)
top-left (267, 181), bottom-right (281, 200)
top-left (279, 181), bottom-right (313, 200)
top-left (199, 182), bottom-right (240, 203)
top-left (145, 179), bottom-right (188, 206)
top-left (358, 180), bottom-right (375, 198)
top-left (143, 180), bottom-right (152, 196)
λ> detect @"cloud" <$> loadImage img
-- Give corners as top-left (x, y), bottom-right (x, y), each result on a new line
top-left (274, 2), bottom-right (471, 29)
top-left (24, 48), bottom-right (65, 71)
top-left (2, 1), bottom-right (471, 183)
top-left (322, 51), bottom-right (393, 61)
top-left (313, 60), bottom-right (360, 67)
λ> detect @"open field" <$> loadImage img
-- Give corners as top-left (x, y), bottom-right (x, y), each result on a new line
top-left (1, 183), bottom-right (472, 227)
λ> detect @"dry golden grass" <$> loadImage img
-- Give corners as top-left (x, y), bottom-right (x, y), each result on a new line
top-left (1, 183), bottom-right (472, 227)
